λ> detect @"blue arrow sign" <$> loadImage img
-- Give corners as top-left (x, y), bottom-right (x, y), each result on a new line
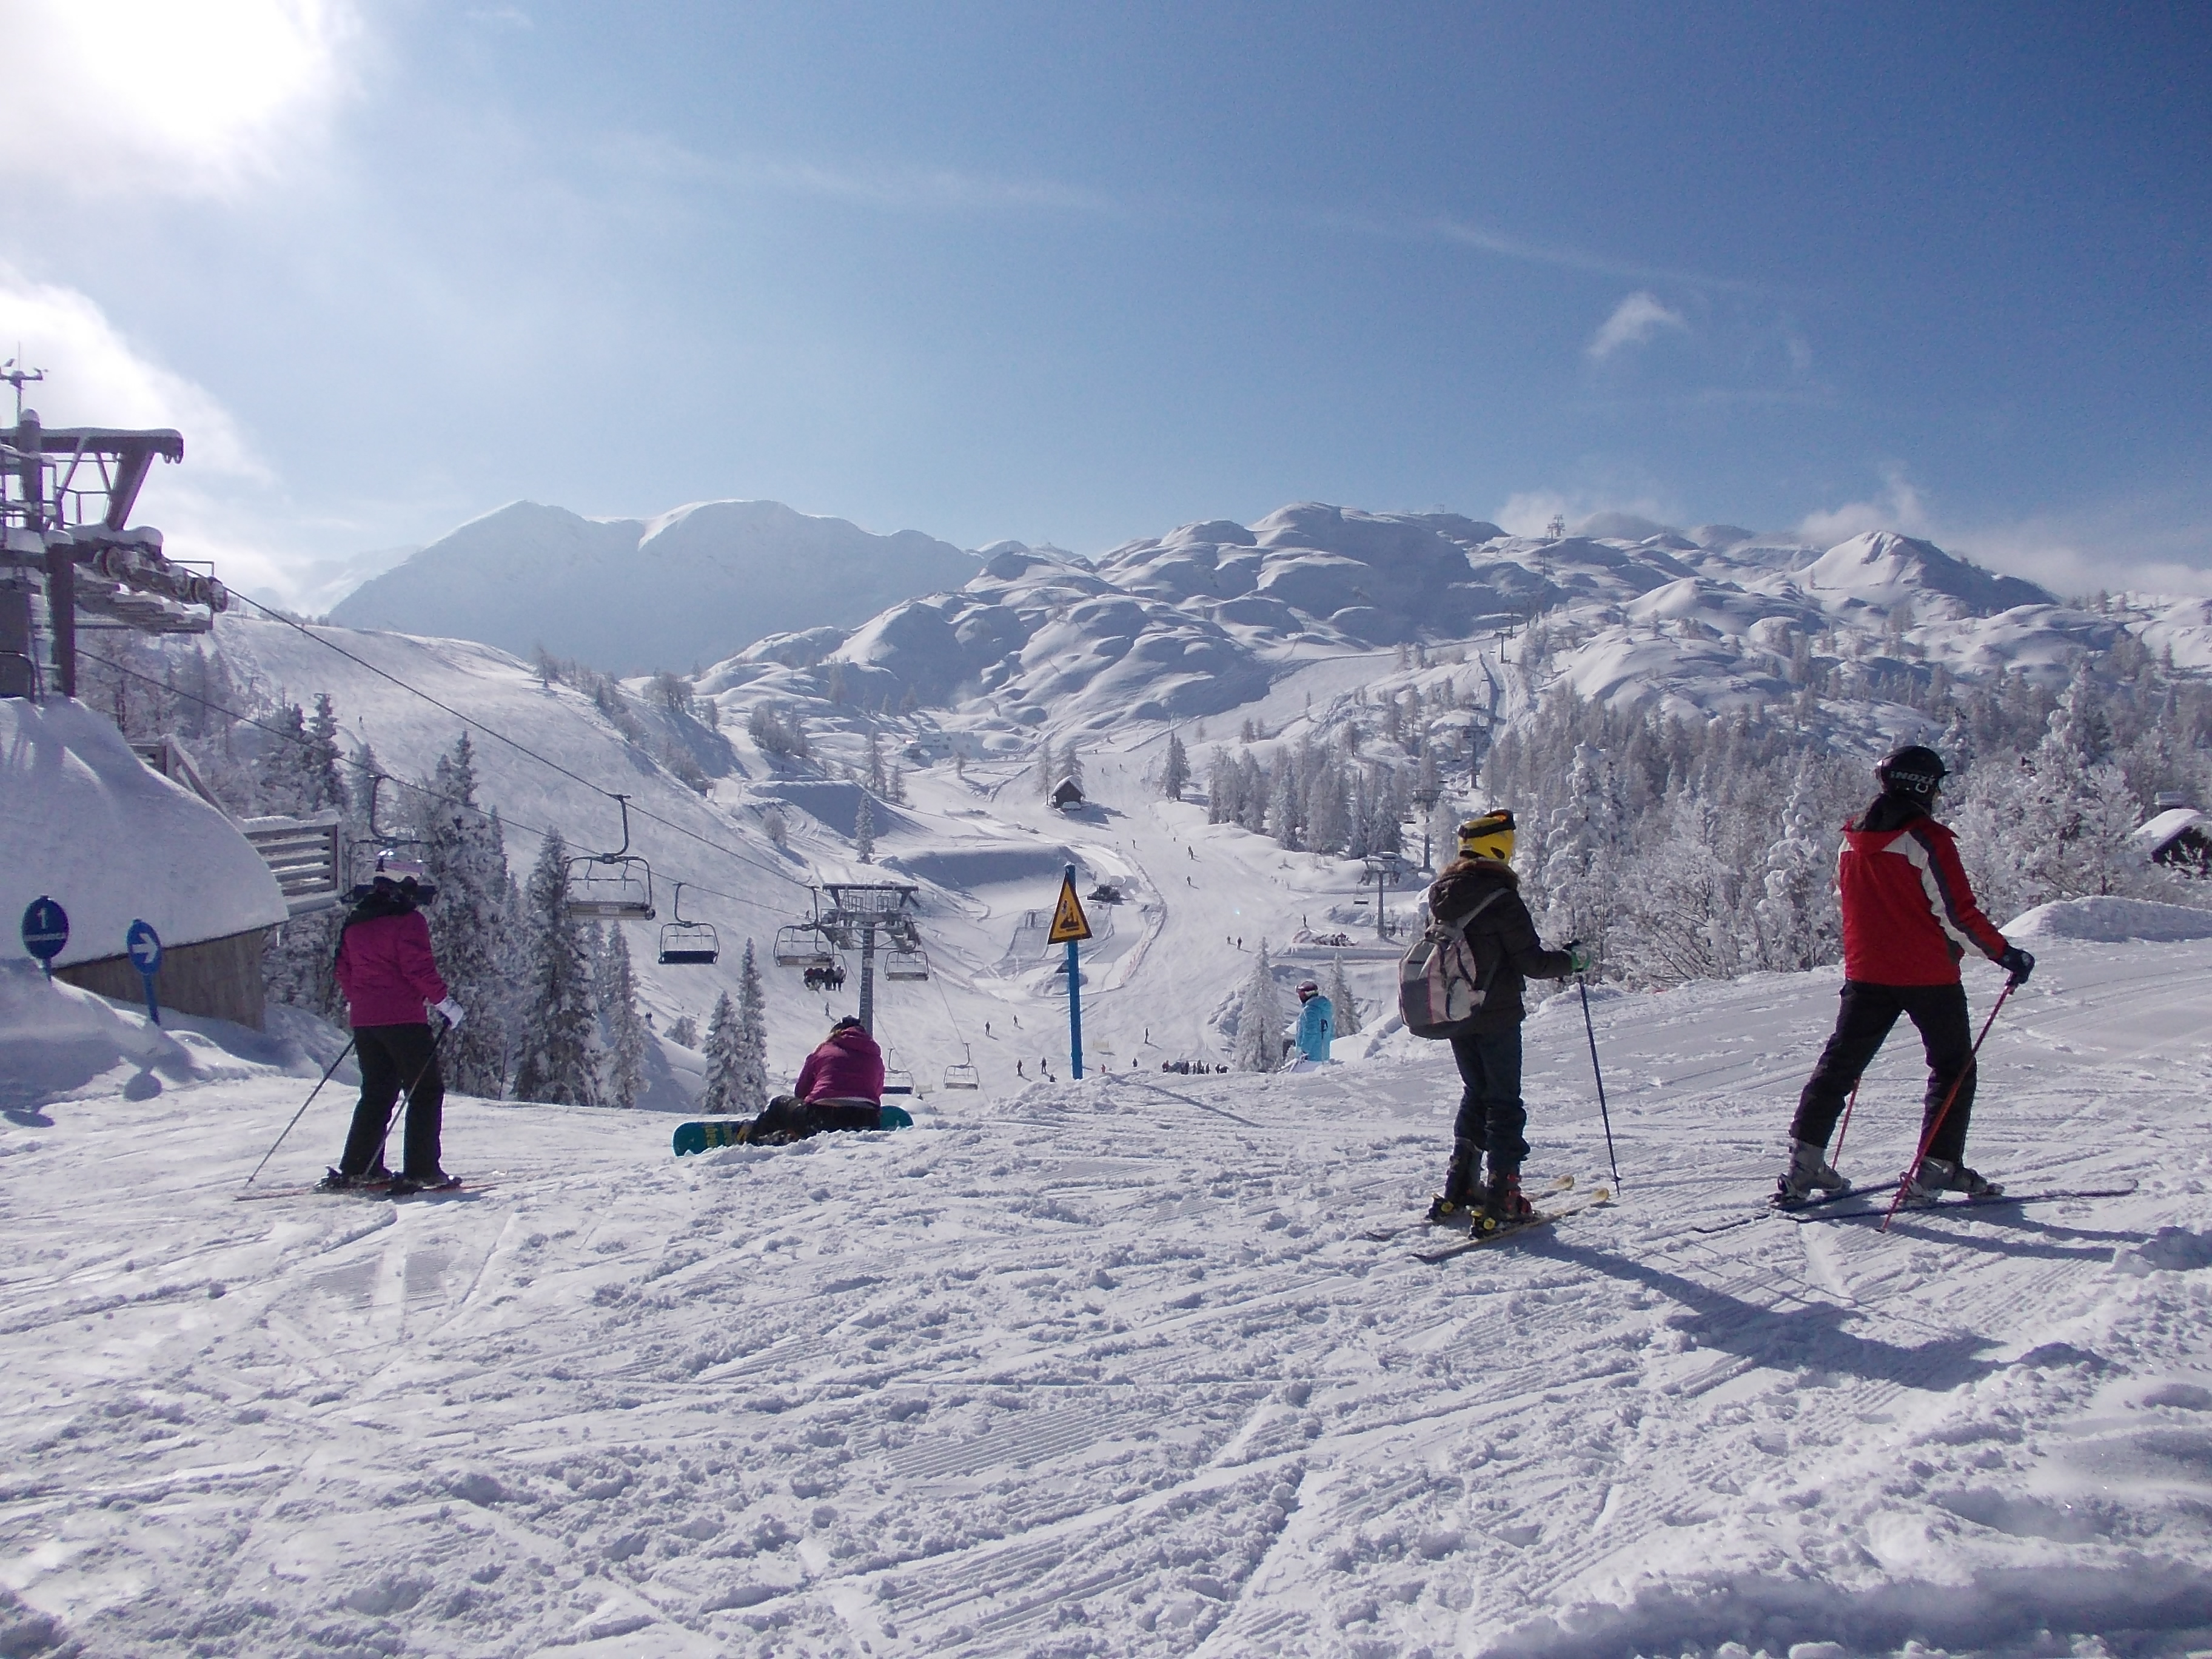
top-left (21, 896), bottom-right (68, 978)
top-left (126, 919), bottom-right (163, 1025)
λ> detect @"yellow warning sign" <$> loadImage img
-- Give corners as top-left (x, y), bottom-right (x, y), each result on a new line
top-left (1047, 876), bottom-right (1093, 944)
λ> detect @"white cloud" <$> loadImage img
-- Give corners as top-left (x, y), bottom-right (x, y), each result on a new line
top-left (1495, 489), bottom-right (1679, 539)
top-left (0, 0), bottom-right (360, 198)
top-left (1797, 471), bottom-right (1932, 546)
top-left (1586, 292), bottom-right (1689, 361)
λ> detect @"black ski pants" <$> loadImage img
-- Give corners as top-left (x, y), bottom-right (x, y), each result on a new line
top-left (340, 1022), bottom-right (445, 1180)
top-left (1792, 980), bottom-right (1976, 1164)
top-left (1448, 1025), bottom-right (1529, 1180)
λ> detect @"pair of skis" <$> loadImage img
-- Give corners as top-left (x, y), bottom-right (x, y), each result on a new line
top-left (234, 1175), bottom-right (493, 1204)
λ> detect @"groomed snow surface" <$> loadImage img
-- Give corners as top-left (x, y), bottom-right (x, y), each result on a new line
top-left (5, 943), bottom-right (2211, 1658)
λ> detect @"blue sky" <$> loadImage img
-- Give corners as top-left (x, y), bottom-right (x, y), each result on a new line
top-left (2, 1), bottom-right (2207, 606)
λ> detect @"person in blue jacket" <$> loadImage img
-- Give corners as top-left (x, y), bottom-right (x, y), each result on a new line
top-left (1293, 980), bottom-right (1333, 1064)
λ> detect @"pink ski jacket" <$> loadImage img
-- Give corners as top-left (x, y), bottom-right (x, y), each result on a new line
top-left (334, 909), bottom-right (450, 1028)
top-left (795, 1027), bottom-right (885, 1105)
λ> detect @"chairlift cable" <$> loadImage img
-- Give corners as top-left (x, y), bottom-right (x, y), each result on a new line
top-left (76, 645), bottom-right (782, 916)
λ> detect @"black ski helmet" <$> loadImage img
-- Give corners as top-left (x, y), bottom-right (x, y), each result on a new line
top-left (1876, 744), bottom-right (1947, 800)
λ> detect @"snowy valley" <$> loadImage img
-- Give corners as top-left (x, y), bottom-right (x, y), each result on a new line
top-left (5, 499), bottom-right (2212, 1657)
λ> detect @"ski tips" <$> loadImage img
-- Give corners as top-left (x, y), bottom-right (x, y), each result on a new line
top-left (1594, 1187), bottom-right (1612, 1202)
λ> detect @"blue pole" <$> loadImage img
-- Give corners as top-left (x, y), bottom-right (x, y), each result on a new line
top-left (1067, 939), bottom-right (1083, 1079)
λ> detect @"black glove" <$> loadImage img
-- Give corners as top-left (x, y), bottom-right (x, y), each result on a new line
top-left (1998, 945), bottom-right (2034, 987)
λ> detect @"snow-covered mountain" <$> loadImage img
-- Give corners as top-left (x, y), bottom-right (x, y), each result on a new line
top-left (328, 498), bottom-right (979, 675)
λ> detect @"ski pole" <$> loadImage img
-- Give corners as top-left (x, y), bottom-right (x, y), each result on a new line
top-left (1880, 980), bottom-right (2015, 1233)
top-left (1577, 974), bottom-right (1621, 1191)
top-left (1831, 1082), bottom-right (1862, 1165)
top-left (240, 1037), bottom-right (357, 1190)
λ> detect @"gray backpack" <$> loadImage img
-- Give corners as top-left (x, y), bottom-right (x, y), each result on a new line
top-left (1397, 890), bottom-right (1504, 1039)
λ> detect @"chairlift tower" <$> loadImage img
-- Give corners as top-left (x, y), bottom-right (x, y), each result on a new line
top-left (1409, 782), bottom-right (1444, 874)
top-left (1363, 851), bottom-right (1409, 941)
top-left (1546, 514), bottom-right (1567, 540)
top-left (1, 366), bottom-right (221, 701)
top-left (817, 882), bottom-right (923, 1036)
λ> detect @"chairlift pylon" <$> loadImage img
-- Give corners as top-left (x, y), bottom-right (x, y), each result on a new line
top-left (658, 882), bottom-right (719, 965)
top-left (566, 793), bottom-right (656, 921)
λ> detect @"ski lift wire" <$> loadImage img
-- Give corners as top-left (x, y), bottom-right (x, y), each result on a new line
top-left (75, 646), bottom-right (778, 919)
top-left (228, 594), bottom-right (811, 894)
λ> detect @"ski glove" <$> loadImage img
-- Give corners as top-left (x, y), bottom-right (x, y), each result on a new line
top-left (1564, 940), bottom-right (1592, 975)
top-left (434, 997), bottom-right (465, 1030)
top-left (1997, 945), bottom-right (2034, 987)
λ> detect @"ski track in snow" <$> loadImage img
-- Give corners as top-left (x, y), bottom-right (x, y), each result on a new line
top-left (3, 940), bottom-right (2210, 1657)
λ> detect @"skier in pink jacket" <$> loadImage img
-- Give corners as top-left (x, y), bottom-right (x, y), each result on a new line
top-left (322, 856), bottom-right (465, 1193)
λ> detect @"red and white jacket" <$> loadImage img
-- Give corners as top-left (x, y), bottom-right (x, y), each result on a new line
top-left (1837, 805), bottom-right (2009, 986)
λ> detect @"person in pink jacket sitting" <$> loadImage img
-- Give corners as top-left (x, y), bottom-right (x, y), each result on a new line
top-left (321, 855), bottom-right (465, 1193)
top-left (741, 1016), bottom-right (885, 1142)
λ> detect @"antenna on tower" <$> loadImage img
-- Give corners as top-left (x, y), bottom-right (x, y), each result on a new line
top-left (2, 352), bottom-right (45, 422)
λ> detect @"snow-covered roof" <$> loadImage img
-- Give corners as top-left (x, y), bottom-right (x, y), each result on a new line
top-left (2128, 806), bottom-right (2208, 851)
top-left (1, 699), bottom-right (288, 968)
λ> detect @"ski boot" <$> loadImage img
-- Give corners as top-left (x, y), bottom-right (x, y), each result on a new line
top-left (389, 1170), bottom-right (461, 1196)
top-left (1772, 1139), bottom-right (1850, 1208)
top-left (1478, 1168), bottom-right (1537, 1234)
top-left (1426, 1139), bottom-right (1480, 1226)
top-left (1905, 1157), bottom-right (2003, 1204)
top-left (315, 1166), bottom-right (392, 1193)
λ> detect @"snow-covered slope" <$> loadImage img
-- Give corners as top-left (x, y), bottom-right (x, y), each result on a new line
top-left (329, 500), bottom-right (979, 675)
top-left (5, 943), bottom-right (2208, 1654)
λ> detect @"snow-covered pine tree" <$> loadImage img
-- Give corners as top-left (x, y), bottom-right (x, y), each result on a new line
top-left (512, 830), bottom-right (600, 1106)
top-left (855, 793), bottom-right (876, 862)
top-left (1325, 955), bottom-right (1361, 1036)
top-left (1232, 940), bottom-right (1286, 1072)
top-left (866, 729), bottom-right (888, 794)
top-left (665, 1012), bottom-right (699, 1049)
top-left (415, 734), bottom-right (515, 1096)
top-left (700, 991), bottom-right (740, 1114)
top-left (594, 923), bottom-right (648, 1108)
top-left (1162, 731), bottom-right (1190, 801)
top-left (730, 939), bottom-right (771, 1111)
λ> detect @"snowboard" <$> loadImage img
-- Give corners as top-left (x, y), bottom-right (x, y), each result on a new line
top-left (672, 1104), bottom-right (914, 1158)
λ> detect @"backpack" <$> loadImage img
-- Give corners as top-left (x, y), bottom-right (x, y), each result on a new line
top-left (1397, 889), bottom-right (1506, 1039)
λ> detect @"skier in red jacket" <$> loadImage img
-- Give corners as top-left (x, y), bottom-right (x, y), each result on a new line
top-left (1776, 746), bottom-right (2034, 1207)
top-left (322, 856), bottom-right (465, 1193)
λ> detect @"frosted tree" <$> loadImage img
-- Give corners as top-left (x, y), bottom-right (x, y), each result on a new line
top-left (1752, 757), bottom-right (1841, 973)
top-left (512, 830), bottom-right (600, 1106)
top-left (866, 729), bottom-right (887, 794)
top-left (854, 792), bottom-right (876, 862)
top-left (1161, 731), bottom-right (1190, 801)
top-left (415, 733), bottom-right (516, 1096)
top-left (665, 1013), bottom-right (700, 1049)
top-left (1057, 740), bottom-right (1084, 793)
top-left (594, 923), bottom-right (649, 1109)
top-left (1233, 940), bottom-right (1286, 1073)
top-left (700, 991), bottom-right (740, 1114)
top-left (1325, 955), bottom-right (1362, 1036)
top-left (729, 939), bottom-right (771, 1111)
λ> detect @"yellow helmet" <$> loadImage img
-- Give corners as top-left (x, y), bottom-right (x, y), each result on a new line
top-left (1457, 808), bottom-right (1516, 863)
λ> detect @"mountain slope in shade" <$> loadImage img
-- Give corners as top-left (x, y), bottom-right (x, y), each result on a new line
top-left (329, 498), bottom-right (977, 674)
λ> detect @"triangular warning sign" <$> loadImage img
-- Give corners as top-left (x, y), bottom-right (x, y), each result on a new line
top-left (1047, 876), bottom-right (1093, 943)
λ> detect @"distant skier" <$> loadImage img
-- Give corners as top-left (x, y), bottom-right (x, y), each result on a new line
top-left (1292, 980), bottom-right (1333, 1065)
top-left (1775, 745), bottom-right (2034, 1206)
top-left (321, 854), bottom-right (465, 1193)
top-left (1421, 811), bottom-right (1585, 1228)
top-left (742, 1016), bottom-right (885, 1142)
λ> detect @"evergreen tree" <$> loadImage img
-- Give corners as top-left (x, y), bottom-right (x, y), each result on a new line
top-left (1058, 740), bottom-right (1084, 791)
top-left (1162, 731), bottom-right (1190, 801)
top-left (1325, 955), bottom-right (1362, 1036)
top-left (594, 923), bottom-right (649, 1108)
top-left (665, 1012), bottom-right (699, 1049)
top-left (415, 734), bottom-right (515, 1096)
top-left (512, 830), bottom-right (599, 1106)
top-left (855, 793), bottom-right (876, 862)
top-left (700, 990), bottom-right (740, 1114)
top-left (303, 693), bottom-right (348, 815)
top-left (1233, 940), bottom-right (1285, 1073)
top-left (866, 729), bottom-right (888, 794)
top-left (729, 939), bottom-right (771, 1111)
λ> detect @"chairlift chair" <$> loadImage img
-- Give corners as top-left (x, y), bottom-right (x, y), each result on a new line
top-left (943, 1048), bottom-right (980, 1090)
top-left (883, 948), bottom-right (930, 981)
top-left (882, 1068), bottom-right (916, 1096)
top-left (802, 957), bottom-right (846, 992)
top-left (658, 882), bottom-right (719, 966)
top-left (773, 924), bottom-right (822, 966)
top-left (345, 775), bottom-right (427, 896)
top-left (566, 794), bottom-right (656, 921)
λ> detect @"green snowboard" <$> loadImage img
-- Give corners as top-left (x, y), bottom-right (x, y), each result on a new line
top-left (673, 1104), bottom-right (912, 1157)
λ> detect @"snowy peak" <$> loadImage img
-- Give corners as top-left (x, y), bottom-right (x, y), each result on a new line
top-left (329, 498), bottom-right (977, 675)
top-left (1800, 530), bottom-right (2053, 618)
